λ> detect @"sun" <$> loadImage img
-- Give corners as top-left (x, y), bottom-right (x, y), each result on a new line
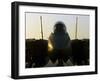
top-left (48, 41), bottom-right (53, 52)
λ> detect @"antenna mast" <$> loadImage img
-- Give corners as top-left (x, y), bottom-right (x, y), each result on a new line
top-left (40, 16), bottom-right (43, 40)
top-left (75, 16), bottom-right (78, 39)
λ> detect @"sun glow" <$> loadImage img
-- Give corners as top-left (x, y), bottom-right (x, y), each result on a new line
top-left (48, 41), bottom-right (53, 52)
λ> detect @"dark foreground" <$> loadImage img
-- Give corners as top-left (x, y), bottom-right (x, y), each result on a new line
top-left (25, 39), bottom-right (89, 68)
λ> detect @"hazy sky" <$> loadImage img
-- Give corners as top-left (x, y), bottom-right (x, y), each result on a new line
top-left (25, 12), bottom-right (89, 40)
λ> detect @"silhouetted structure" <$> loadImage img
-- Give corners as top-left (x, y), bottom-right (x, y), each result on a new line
top-left (75, 17), bottom-right (78, 39)
top-left (25, 38), bottom-right (89, 68)
top-left (71, 39), bottom-right (89, 65)
top-left (40, 16), bottom-right (44, 39)
top-left (25, 19), bottom-right (89, 67)
top-left (48, 22), bottom-right (72, 66)
top-left (26, 39), bottom-right (49, 68)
